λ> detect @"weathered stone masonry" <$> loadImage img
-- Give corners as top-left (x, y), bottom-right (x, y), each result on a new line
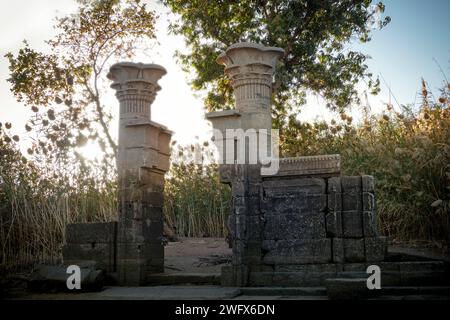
top-left (63, 62), bottom-right (171, 285)
top-left (206, 43), bottom-right (387, 287)
top-left (61, 43), bottom-right (446, 289)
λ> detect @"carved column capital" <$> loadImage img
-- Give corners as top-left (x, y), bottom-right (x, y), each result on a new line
top-left (107, 62), bottom-right (166, 120)
top-left (217, 42), bottom-right (284, 113)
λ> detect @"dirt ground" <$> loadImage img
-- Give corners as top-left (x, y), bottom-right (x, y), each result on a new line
top-left (164, 237), bottom-right (232, 274)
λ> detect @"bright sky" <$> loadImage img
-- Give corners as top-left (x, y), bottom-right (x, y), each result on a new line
top-left (0, 0), bottom-right (449, 153)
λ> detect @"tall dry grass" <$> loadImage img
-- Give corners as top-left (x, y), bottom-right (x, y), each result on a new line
top-left (0, 131), bottom-right (117, 272)
top-left (282, 82), bottom-right (450, 244)
top-left (163, 142), bottom-right (231, 238)
top-left (1, 80), bottom-right (448, 271)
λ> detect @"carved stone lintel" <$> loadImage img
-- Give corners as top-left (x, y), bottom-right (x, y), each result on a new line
top-left (262, 154), bottom-right (341, 178)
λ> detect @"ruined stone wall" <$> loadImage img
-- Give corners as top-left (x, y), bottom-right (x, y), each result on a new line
top-left (221, 159), bottom-right (387, 287)
top-left (63, 222), bottom-right (117, 273)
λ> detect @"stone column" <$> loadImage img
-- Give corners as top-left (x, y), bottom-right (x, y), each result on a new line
top-left (108, 62), bottom-right (172, 285)
top-left (216, 42), bottom-right (284, 130)
top-left (206, 43), bottom-right (284, 286)
top-left (207, 43), bottom-right (284, 165)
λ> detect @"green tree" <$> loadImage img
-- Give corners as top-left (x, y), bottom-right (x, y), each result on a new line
top-left (5, 0), bottom-right (156, 163)
top-left (165, 0), bottom-right (390, 129)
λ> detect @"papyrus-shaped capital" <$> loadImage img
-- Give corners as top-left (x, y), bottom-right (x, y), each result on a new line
top-left (108, 62), bottom-right (167, 120)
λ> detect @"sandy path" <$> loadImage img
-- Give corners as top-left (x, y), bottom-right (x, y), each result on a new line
top-left (164, 237), bottom-right (231, 274)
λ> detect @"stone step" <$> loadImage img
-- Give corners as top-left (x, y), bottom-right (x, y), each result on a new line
top-left (381, 286), bottom-right (450, 296)
top-left (240, 287), bottom-right (327, 296)
top-left (326, 277), bottom-right (450, 300)
top-left (239, 286), bottom-right (450, 298)
top-left (337, 270), bottom-right (448, 286)
top-left (146, 273), bottom-right (221, 286)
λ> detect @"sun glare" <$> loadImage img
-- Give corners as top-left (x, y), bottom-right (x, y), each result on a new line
top-left (76, 140), bottom-right (104, 162)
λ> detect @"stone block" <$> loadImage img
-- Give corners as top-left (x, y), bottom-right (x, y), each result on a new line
top-left (246, 196), bottom-right (261, 214)
top-left (28, 264), bottom-right (105, 292)
top-left (140, 243), bottom-right (165, 259)
top-left (263, 211), bottom-right (326, 240)
top-left (116, 260), bottom-right (146, 286)
top-left (142, 219), bottom-right (163, 242)
top-left (327, 177), bottom-right (342, 193)
top-left (361, 175), bottom-right (375, 192)
top-left (220, 266), bottom-right (234, 286)
top-left (342, 263), bottom-right (370, 272)
top-left (362, 211), bottom-right (379, 237)
top-left (364, 237), bottom-right (387, 262)
top-left (232, 181), bottom-right (246, 197)
top-left (218, 164), bottom-right (233, 183)
top-left (343, 239), bottom-right (365, 262)
top-left (332, 238), bottom-right (369, 263)
top-left (231, 240), bottom-right (245, 265)
top-left (142, 204), bottom-right (163, 221)
top-left (232, 196), bottom-right (261, 215)
top-left (362, 192), bottom-right (376, 211)
top-left (272, 154), bottom-right (341, 178)
top-left (400, 271), bottom-right (447, 286)
top-left (262, 239), bottom-right (332, 264)
top-left (233, 203), bottom-right (247, 216)
top-left (248, 272), bottom-right (273, 286)
top-left (65, 222), bottom-right (117, 244)
top-left (142, 192), bottom-right (164, 207)
top-left (247, 182), bottom-right (261, 197)
top-left (221, 265), bottom-right (249, 287)
top-left (398, 261), bottom-right (447, 286)
top-left (229, 214), bottom-right (262, 241)
top-left (246, 164), bottom-right (263, 182)
top-left (327, 192), bottom-right (342, 212)
top-left (274, 263), bottom-right (340, 273)
top-left (232, 240), bottom-right (262, 265)
top-left (262, 178), bottom-right (326, 197)
top-left (250, 265), bottom-right (275, 273)
top-left (341, 176), bottom-right (362, 193)
top-left (272, 271), bottom-right (337, 287)
top-left (139, 169), bottom-right (166, 189)
top-left (269, 264), bottom-right (343, 286)
top-left (62, 243), bottom-right (114, 272)
top-left (342, 211), bottom-right (363, 238)
top-left (326, 211), bottom-right (342, 237)
top-left (146, 257), bottom-right (164, 273)
top-left (119, 202), bottom-right (162, 234)
top-left (332, 238), bottom-right (345, 263)
top-left (260, 194), bottom-right (327, 214)
top-left (325, 278), bottom-right (379, 300)
top-left (116, 242), bottom-right (163, 260)
top-left (342, 193), bottom-right (363, 211)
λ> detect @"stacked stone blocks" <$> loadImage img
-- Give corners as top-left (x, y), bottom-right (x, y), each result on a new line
top-left (63, 62), bottom-right (171, 286)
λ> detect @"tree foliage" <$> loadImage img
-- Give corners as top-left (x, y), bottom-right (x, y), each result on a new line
top-left (5, 0), bottom-right (156, 162)
top-left (165, 0), bottom-right (390, 128)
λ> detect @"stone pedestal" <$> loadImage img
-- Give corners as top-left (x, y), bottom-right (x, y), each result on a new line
top-left (108, 62), bottom-right (172, 285)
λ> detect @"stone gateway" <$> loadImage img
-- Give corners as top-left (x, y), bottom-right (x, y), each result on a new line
top-left (62, 43), bottom-right (445, 289)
